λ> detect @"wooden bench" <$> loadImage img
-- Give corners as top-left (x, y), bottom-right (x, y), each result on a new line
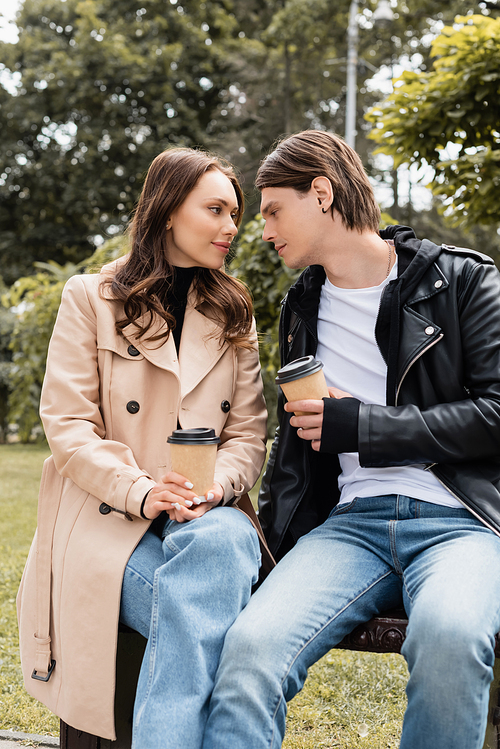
top-left (336, 608), bottom-right (500, 749)
top-left (60, 613), bottom-right (500, 748)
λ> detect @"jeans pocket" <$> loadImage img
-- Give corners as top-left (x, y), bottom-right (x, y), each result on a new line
top-left (330, 496), bottom-right (360, 516)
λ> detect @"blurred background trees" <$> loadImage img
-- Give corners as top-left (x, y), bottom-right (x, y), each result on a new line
top-left (367, 13), bottom-right (500, 230)
top-left (1, 0), bottom-right (500, 439)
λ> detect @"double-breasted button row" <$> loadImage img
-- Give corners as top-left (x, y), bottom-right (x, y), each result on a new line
top-left (126, 398), bottom-right (230, 414)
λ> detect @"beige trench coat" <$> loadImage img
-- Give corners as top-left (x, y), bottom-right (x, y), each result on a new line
top-left (17, 263), bottom-right (267, 739)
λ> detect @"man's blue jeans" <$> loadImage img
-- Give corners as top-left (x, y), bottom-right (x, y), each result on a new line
top-left (119, 506), bottom-right (261, 749)
top-left (202, 495), bottom-right (500, 749)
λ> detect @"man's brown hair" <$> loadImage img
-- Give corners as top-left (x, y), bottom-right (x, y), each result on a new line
top-left (256, 130), bottom-right (380, 232)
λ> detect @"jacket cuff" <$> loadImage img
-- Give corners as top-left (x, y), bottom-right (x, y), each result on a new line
top-left (214, 473), bottom-right (240, 505)
top-left (121, 474), bottom-right (156, 519)
top-left (319, 397), bottom-right (361, 454)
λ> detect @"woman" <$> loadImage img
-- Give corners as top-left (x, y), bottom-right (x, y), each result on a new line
top-left (17, 148), bottom-right (268, 747)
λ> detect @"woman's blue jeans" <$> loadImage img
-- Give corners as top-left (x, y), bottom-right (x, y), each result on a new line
top-left (119, 506), bottom-right (261, 749)
top-left (202, 495), bottom-right (500, 749)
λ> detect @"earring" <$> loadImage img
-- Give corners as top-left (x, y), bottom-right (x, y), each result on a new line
top-left (321, 207), bottom-right (328, 214)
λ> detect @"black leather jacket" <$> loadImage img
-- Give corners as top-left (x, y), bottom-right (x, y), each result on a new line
top-left (258, 226), bottom-right (500, 561)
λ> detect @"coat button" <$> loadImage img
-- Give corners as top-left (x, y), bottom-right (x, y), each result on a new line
top-left (99, 503), bottom-right (112, 515)
top-left (221, 400), bottom-right (231, 413)
top-left (424, 326), bottom-right (435, 336)
top-left (434, 279), bottom-right (443, 289)
top-left (126, 400), bottom-right (140, 413)
top-left (127, 345), bottom-right (140, 356)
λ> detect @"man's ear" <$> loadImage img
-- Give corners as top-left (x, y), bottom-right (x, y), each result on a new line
top-left (310, 176), bottom-right (333, 211)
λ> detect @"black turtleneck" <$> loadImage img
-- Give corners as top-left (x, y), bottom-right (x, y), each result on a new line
top-left (141, 265), bottom-right (198, 524)
top-left (169, 266), bottom-right (197, 352)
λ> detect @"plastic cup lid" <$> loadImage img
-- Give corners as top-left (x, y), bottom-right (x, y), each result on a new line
top-left (167, 428), bottom-right (220, 445)
top-left (275, 355), bottom-right (324, 385)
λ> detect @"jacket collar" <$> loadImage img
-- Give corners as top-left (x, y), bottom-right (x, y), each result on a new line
top-left (286, 225), bottom-right (445, 318)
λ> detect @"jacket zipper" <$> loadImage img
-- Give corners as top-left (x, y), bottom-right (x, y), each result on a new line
top-left (394, 334), bottom-right (444, 405)
top-left (397, 335), bottom-right (500, 538)
top-left (286, 315), bottom-right (301, 356)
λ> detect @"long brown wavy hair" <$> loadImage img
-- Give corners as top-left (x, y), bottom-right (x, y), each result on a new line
top-left (104, 147), bottom-right (254, 349)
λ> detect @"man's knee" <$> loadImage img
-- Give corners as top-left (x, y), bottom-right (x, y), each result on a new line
top-left (404, 607), bottom-right (495, 669)
top-left (221, 607), bottom-right (282, 675)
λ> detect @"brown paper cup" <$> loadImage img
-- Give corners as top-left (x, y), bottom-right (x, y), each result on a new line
top-left (167, 428), bottom-right (220, 496)
top-left (276, 356), bottom-right (329, 416)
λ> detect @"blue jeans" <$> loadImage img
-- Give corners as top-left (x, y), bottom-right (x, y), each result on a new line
top-left (119, 506), bottom-right (261, 749)
top-left (202, 495), bottom-right (500, 749)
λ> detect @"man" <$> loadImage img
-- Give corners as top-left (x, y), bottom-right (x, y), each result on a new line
top-left (201, 130), bottom-right (500, 749)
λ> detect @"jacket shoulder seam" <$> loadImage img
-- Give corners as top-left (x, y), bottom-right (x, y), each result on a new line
top-left (441, 244), bottom-right (494, 265)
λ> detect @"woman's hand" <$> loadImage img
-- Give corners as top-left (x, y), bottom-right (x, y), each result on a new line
top-left (166, 481), bottom-right (223, 522)
top-left (142, 471), bottom-right (223, 523)
top-left (285, 386), bottom-right (353, 452)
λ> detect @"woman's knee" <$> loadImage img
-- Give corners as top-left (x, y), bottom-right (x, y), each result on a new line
top-left (190, 507), bottom-right (260, 564)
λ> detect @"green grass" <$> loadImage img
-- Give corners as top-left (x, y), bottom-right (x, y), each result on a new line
top-left (0, 442), bottom-right (58, 735)
top-left (284, 650), bottom-right (407, 748)
top-left (0, 443), bottom-right (408, 745)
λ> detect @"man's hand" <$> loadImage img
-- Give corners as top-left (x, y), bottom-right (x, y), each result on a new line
top-left (143, 471), bottom-right (223, 522)
top-left (285, 386), bottom-right (353, 452)
top-left (327, 386), bottom-right (352, 400)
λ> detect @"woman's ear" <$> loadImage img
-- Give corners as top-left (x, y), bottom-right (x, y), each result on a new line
top-left (311, 176), bottom-right (333, 212)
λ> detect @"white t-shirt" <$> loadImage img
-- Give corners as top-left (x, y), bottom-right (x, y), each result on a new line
top-left (316, 259), bottom-right (460, 508)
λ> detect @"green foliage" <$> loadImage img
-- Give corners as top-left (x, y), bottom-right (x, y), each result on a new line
top-left (4, 270), bottom-right (69, 442)
top-left (366, 14), bottom-right (500, 229)
top-left (2, 0), bottom-right (496, 283)
top-left (230, 215), bottom-right (300, 433)
top-left (407, 203), bottom-right (500, 267)
top-left (0, 0), bottom-right (250, 283)
top-left (2, 236), bottom-right (128, 442)
top-left (82, 234), bottom-right (130, 273)
top-left (0, 277), bottom-right (15, 442)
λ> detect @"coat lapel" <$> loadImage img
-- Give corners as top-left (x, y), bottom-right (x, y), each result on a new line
top-left (178, 298), bottom-right (229, 399)
top-left (120, 314), bottom-right (180, 375)
top-left (115, 289), bottom-right (228, 392)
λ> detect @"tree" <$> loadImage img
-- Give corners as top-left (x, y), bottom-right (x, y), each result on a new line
top-left (226, 0), bottom-right (500, 215)
top-left (366, 14), bottom-right (500, 229)
top-left (0, 277), bottom-right (15, 442)
top-left (0, 0), bottom-right (250, 283)
top-left (230, 215), bottom-right (300, 434)
top-left (3, 0), bottom-right (496, 284)
top-left (2, 236), bottom-right (128, 441)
